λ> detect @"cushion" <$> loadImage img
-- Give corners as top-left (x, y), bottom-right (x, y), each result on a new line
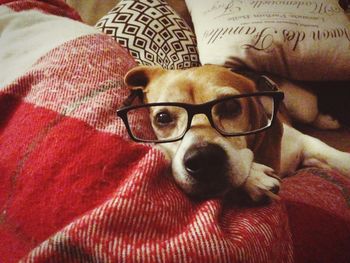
top-left (95, 0), bottom-right (200, 69)
top-left (185, 0), bottom-right (350, 80)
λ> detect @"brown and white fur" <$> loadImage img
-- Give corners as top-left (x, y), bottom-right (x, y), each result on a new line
top-left (124, 65), bottom-right (350, 201)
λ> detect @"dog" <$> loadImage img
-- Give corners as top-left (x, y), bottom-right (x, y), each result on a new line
top-left (122, 65), bottom-right (350, 201)
top-left (271, 76), bottom-right (342, 130)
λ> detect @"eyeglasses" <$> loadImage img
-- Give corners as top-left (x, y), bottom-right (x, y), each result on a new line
top-left (117, 76), bottom-right (284, 143)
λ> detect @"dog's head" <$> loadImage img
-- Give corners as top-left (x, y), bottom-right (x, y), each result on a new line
top-left (124, 65), bottom-right (283, 197)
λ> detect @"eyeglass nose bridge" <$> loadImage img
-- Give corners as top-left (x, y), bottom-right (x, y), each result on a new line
top-left (185, 103), bottom-right (217, 132)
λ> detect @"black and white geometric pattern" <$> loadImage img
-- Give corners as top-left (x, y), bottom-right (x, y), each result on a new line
top-left (95, 0), bottom-right (200, 69)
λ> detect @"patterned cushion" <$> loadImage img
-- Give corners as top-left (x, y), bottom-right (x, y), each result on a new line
top-left (95, 0), bottom-right (200, 69)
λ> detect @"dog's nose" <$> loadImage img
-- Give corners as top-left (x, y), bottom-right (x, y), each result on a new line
top-left (184, 143), bottom-right (228, 182)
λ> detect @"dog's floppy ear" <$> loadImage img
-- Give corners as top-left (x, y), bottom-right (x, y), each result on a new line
top-left (237, 72), bottom-right (283, 172)
top-left (249, 110), bottom-right (283, 173)
top-left (241, 76), bottom-right (284, 173)
top-left (124, 66), bottom-right (164, 90)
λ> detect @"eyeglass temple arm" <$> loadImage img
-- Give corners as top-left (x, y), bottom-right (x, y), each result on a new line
top-left (258, 76), bottom-right (278, 91)
top-left (233, 70), bottom-right (278, 92)
top-left (122, 89), bottom-right (144, 107)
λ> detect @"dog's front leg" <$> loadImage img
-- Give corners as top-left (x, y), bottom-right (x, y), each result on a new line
top-left (281, 124), bottom-right (350, 177)
top-left (243, 162), bottom-right (281, 202)
top-left (235, 148), bottom-right (281, 202)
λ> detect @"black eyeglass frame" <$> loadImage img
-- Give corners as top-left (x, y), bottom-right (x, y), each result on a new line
top-left (117, 89), bottom-right (284, 143)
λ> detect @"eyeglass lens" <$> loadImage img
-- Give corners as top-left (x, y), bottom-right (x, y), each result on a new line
top-left (127, 105), bottom-right (188, 141)
top-left (212, 95), bottom-right (274, 134)
top-left (125, 95), bottom-right (274, 142)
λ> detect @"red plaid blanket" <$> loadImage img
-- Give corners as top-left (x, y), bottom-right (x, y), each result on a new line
top-left (0, 1), bottom-right (349, 262)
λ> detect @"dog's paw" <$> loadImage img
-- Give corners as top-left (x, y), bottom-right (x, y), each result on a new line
top-left (312, 114), bottom-right (341, 130)
top-left (243, 163), bottom-right (281, 202)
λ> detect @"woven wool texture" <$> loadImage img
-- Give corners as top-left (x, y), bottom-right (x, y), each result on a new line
top-left (1, 1), bottom-right (350, 263)
top-left (0, 32), bottom-right (293, 261)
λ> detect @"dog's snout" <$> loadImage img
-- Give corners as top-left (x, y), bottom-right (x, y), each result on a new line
top-left (184, 143), bottom-right (227, 181)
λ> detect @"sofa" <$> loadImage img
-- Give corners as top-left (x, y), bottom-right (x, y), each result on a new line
top-left (0, 0), bottom-right (350, 262)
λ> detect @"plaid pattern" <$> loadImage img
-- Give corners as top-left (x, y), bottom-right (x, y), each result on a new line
top-left (1, 1), bottom-right (350, 263)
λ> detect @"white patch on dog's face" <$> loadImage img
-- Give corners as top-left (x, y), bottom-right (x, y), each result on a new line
top-left (157, 119), bottom-right (254, 197)
top-left (169, 129), bottom-right (253, 196)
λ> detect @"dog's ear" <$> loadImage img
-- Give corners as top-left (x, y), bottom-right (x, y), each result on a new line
top-left (253, 116), bottom-right (283, 173)
top-left (124, 66), bottom-right (164, 90)
top-left (248, 102), bottom-right (284, 173)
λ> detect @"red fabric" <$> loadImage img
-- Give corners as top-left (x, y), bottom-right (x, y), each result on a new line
top-left (281, 168), bottom-right (350, 263)
top-left (0, 3), bottom-right (293, 262)
top-left (0, 0), bottom-right (81, 21)
top-left (1, 2), bottom-right (350, 263)
top-left (0, 101), bottom-right (153, 261)
top-left (1, 98), bottom-right (292, 263)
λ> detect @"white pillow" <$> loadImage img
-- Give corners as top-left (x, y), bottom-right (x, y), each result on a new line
top-left (185, 0), bottom-right (350, 80)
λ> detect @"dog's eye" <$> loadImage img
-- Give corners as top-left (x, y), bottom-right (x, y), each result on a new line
top-left (155, 111), bottom-right (173, 125)
top-left (214, 99), bottom-right (242, 118)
